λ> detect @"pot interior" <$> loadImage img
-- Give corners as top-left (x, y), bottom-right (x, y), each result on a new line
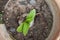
top-left (0, 0), bottom-right (58, 40)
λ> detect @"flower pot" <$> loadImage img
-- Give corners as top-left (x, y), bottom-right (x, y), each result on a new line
top-left (0, 0), bottom-right (60, 40)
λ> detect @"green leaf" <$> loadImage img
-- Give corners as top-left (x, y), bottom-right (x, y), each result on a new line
top-left (23, 22), bottom-right (30, 36)
top-left (16, 9), bottom-right (36, 36)
top-left (26, 9), bottom-right (36, 22)
top-left (17, 23), bottom-right (23, 32)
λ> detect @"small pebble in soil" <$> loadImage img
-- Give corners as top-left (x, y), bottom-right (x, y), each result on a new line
top-left (29, 0), bottom-right (36, 5)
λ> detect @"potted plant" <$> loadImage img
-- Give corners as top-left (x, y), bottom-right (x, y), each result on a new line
top-left (0, 0), bottom-right (60, 40)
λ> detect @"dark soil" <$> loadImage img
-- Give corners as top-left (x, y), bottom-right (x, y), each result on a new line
top-left (2, 0), bottom-right (53, 40)
top-left (0, 0), bottom-right (8, 11)
top-left (0, 0), bottom-right (8, 23)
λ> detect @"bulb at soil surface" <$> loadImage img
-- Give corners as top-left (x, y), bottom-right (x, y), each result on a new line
top-left (30, 20), bottom-right (34, 27)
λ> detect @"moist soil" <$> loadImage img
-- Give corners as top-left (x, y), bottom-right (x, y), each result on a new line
top-left (2, 0), bottom-right (53, 40)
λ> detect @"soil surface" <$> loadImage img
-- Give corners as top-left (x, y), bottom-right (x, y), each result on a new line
top-left (2, 0), bottom-right (53, 40)
top-left (0, 0), bottom-right (8, 23)
top-left (0, 0), bottom-right (8, 11)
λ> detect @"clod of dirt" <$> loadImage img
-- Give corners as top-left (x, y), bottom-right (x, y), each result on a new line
top-left (3, 0), bottom-right (53, 40)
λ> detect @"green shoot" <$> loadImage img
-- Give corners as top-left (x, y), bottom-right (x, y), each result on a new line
top-left (17, 9), bottom-right (36, 36)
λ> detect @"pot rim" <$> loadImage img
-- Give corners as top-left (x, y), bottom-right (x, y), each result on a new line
top-left (45, 0), bottom-right (60, 40)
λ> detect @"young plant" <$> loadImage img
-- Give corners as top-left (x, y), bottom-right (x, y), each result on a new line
top-left (17, 9), bottom-right (36, 36)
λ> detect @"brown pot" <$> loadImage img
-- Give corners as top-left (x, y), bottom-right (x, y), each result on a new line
top-left (46, 0), bottom-right (60, 40)
top-left (0, 0), bottom-right (60, 40)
